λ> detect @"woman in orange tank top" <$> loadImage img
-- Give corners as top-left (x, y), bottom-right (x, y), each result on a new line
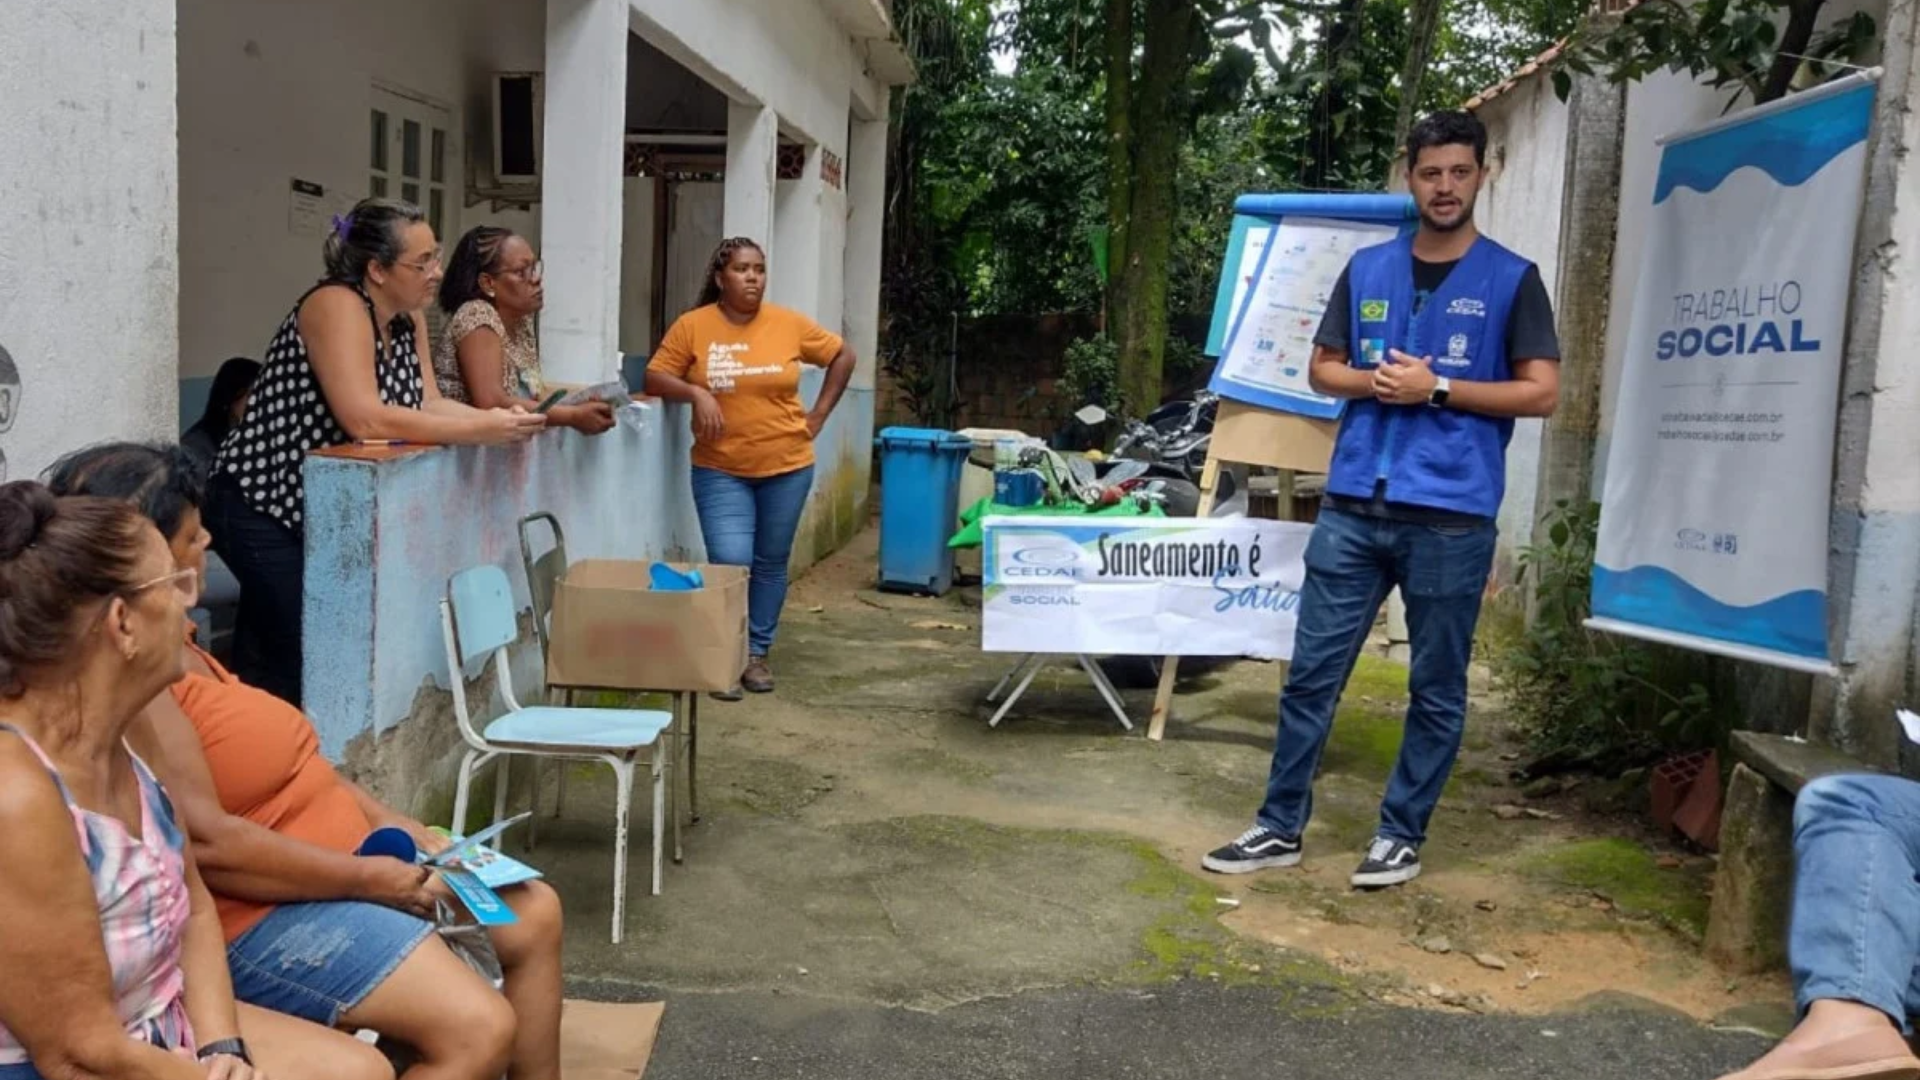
top-left (48, 443), bottom-right (566, 1080)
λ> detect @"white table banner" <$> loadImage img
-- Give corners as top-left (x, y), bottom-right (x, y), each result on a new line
top-left (981, 515), bottom-right (1313, 658)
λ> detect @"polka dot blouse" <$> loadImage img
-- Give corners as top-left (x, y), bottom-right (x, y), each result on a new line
top-left (214, 283), bottom-right (424, 531)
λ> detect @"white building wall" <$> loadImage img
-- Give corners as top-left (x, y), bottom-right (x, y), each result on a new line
top-left (630, 0), bottom-right (882, 156)
top-left (177, 0), bottom-right (544, 395)
top-left (1471, 75), bottom-right (1571, 575)
top-left (0, 1), bottom-right (179, 484)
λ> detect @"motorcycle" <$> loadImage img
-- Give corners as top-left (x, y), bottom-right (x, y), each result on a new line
top-left (1049, 395), bottom-right (1241, 689)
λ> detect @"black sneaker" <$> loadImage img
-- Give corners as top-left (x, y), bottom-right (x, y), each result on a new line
top-left (1350, 837), bottom-right (1421, 888)
top-left (1202, 826), bottom-right (1302, 874)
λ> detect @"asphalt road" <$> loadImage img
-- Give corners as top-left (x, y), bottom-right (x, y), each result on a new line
top-left (576, 979), bottom-right (1765, 1080)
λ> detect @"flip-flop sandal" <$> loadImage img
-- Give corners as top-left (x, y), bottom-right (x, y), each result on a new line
top-left (1732, 1054), bottom-right (1920, 1080)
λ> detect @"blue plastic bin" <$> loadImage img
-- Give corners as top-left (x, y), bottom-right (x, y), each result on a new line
top-left (874, 426), bottom-right (975, 595)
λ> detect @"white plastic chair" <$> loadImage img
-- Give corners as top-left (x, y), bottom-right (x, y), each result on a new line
top-left (441, 564), bottom-right (675, 943)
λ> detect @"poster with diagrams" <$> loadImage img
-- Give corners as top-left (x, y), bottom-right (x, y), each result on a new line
top-left (1212, 215), bottom-right (1400, 418)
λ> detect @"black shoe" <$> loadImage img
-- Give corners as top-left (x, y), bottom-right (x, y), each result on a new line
top-left (1351, 837), bottom-right (1421, 888)
top-left (1201, 826), bottom-right (1302, 874)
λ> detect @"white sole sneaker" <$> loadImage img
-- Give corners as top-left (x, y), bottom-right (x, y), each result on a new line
top-left (1201, 850), bottom-right (1302, 874)
top-left (1350, 862), bottom-right (1422, 888)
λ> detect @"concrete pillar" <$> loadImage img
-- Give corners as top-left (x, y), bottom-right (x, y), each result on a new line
top-left (770, 143), bottom-right (824, 317)
top-left (1531, 69), bottom-right (1626, 563)
top-left (1813, 0), bottom-right (1920, 771)
top-left (844, 113), bottom-right (888, 390)
top-left (725, 103), bottom-right (778, 259)
top-left (0, 2), bottom-right (177, 483)
top-left (538, 0), bottom-right (627, 385)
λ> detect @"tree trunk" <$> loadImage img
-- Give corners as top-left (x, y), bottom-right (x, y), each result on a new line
top-left (1760, 0), bottom-right (1826, 103)
top-left (1392, 0), bottom-right (1447, 158)
top-left (1104, 0), bottom-right (1134, 336)
top-left (1115, 0), bottom-right (1198, 414)
top-left (1299, 0), bottom-right (1364, 189)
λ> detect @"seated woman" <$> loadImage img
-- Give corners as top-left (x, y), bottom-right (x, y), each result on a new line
top-left (1717, 774), bottom-right (1920, 1080)
top-left (434, 225), bottom-right (615, 435)
top-left (0, 480), bottom-right (387, 1080)
top-left (47, 442), bottom-right (565, 1080)
top-left (207, 198), bottom-right (548, 708)
top-left (181, 357), bottom-right (262, 472)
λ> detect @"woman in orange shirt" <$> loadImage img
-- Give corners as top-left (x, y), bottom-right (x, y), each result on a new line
top-left (48, 443), bottom-right (566, 1080)
top-left (645, 237), bottom-right (856, 697)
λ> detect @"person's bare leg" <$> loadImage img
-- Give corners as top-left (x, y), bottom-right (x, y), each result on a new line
top-left (340, 934), bottom-right (516, 1080)
top-left (1720, 1001), bottom-right (1920, 1079)
top-left (486, 881), bottom-right (566, 1080)
top-left (238, 1002), bottom-right (394, 1080)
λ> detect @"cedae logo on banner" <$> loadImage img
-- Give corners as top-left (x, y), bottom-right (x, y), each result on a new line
top-left (1005, 543), bottom-right (1081, 579)
top-left (1446, 297), bottom-right (1486, 317)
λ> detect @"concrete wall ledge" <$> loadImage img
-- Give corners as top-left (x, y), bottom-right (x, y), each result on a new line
top-left (300, 383), bottom-right (875, 802)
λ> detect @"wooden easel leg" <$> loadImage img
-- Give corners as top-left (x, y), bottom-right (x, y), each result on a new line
top-left (1147, 457), bottom-right (1223, 741)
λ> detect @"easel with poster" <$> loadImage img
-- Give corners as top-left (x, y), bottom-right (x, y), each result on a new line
top-left (1146, 193), bottom-right (1417, 741)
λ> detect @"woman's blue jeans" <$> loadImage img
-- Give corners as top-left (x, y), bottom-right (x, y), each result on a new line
top-left (690, 464), bottom-right (815, 657)
top-left (1790, 773), bottom-right (1920, 1032)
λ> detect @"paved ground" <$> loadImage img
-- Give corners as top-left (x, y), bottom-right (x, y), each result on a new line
top-left (503, 526), bottom-right (1782, 1078)
top-left (579, 979), bottom-right (1762, 1079)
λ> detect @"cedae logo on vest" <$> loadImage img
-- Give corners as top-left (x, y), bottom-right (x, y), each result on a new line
top-left (1446, 297), bottom-right (1487, 317)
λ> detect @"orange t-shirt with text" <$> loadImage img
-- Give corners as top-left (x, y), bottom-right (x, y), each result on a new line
top-left (648, 303), bottom-right (844, 477)
top-left (172, 640), bottom-right (376, 940)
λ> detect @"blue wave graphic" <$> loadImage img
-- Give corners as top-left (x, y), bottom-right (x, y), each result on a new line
top-left (1591, 565), bottom-right (1827, 659)
top-left (1653, 83), bottom-right (1874, 203)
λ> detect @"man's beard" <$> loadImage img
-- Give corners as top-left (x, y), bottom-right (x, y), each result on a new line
top-left (1420, 198), bottom-right (1474, 233)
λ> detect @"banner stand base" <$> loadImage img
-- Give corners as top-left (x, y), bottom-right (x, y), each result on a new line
top-left (986, 653), bottom-right (1134, 732)
top-left (1583, 617), bottom-right (1838, 677)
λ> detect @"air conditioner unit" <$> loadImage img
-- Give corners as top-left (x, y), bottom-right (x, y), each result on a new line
top-left (492, 72), bottom-right (543, 184)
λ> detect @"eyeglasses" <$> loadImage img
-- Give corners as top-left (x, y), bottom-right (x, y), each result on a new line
top-left (123, 569), bottom-right (199, 605)
top-left (499, 260), bottom-right (543, 284)
top-left (397, 252), bottom-right (444, 275)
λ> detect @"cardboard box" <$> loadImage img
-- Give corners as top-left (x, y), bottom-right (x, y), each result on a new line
top-left (546, 560), bottom-right (748, 693)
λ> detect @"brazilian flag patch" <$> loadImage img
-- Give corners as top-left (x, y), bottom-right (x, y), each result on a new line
top-left (1359, 299), bottom-right (1390, 322)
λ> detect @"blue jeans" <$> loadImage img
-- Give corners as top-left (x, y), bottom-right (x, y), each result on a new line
top-left (1255, 506), bottom-right (1496, 846)
top-left (691, 464), bottom-right (815, 656)
top-left (1790, 774), bottom-right (1920, 1033)
top-left (227, 899), bottom-right (433, 1027)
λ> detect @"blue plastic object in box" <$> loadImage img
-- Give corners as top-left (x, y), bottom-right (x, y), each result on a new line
top-left (994, 468), bottom-right (1044, 507)
top-left (649, 563), bottom-right (704, 591)
top-left (874, 426), bottom-right (975, 595)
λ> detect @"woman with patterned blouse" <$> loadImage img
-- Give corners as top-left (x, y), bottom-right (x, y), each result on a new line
top-left (207, 199), bottom-right (547, 706)
top-left (434, 226), bottom-right (616, 436)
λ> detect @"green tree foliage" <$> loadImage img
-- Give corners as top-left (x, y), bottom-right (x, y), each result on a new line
top-left (880, 0), bottom-right (1578, 422)
top-left (1554, 0), bottom-right (1879, 107)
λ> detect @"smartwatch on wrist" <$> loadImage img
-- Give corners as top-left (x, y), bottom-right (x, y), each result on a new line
top-left (197, 1038), bottom-right (253, 1066)
top-left (1429, 375), bottom-right (1452, 407)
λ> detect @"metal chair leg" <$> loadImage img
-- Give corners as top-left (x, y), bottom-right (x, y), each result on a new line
top-left (493, 756), bottom-right (512, 826)
top-left (688, 692), bottom-right (700, 823)
top-left (527, 760), bottom-right (542, 852)
top-left (650, 750), bottom-right (665, 898)
top-left (611, 759), bottom-right (634, 945)
top-left (452, 748), bottom-right (481, 835)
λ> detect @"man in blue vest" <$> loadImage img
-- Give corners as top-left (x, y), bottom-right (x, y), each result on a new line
top-left (1204, 110), bottom-right (1561, 888)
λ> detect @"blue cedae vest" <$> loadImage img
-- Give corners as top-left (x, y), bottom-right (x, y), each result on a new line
top-left (1325, 234), bottom-right (1533, 519)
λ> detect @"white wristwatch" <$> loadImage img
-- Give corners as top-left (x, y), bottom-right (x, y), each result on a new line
top-left (1429, 376), bottom-right (1452, 408)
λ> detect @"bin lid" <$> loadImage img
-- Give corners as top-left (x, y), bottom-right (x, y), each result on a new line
top-left (876, 426), bottom-right (973, 451)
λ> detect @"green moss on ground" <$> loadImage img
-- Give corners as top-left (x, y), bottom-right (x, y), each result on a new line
top-left (1520, 837), bottom-right (1711, 939)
